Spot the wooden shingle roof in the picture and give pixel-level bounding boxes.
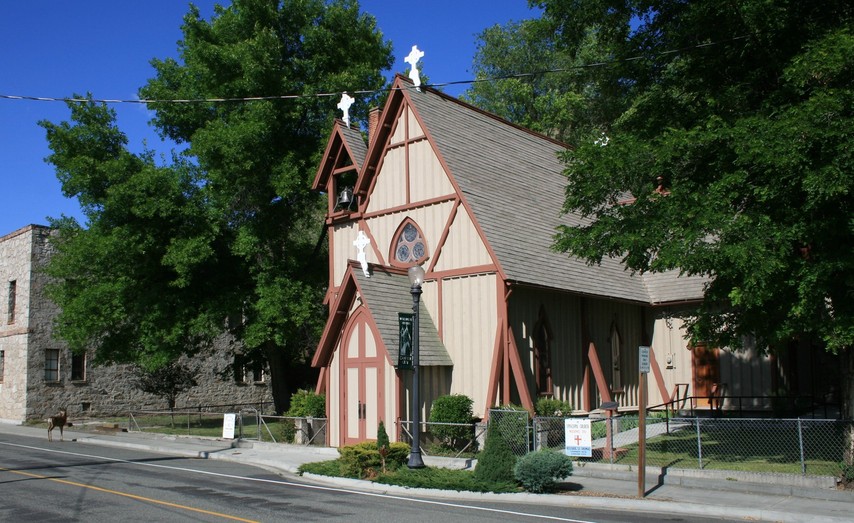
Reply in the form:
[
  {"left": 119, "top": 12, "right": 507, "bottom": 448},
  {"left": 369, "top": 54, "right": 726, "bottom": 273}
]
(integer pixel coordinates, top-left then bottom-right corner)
[
  {"left": 404, "top": 85, "right": 707, "bottom": 303},
  {"left": 352, "top": 265, "right": 452, "bottom": 366}
]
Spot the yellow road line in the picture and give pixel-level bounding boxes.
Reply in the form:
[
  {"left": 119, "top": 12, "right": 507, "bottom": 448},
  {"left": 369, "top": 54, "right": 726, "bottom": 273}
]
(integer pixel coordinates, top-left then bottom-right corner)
[{"left": 0, "top": 466, "right": 258, "bottom": 523}]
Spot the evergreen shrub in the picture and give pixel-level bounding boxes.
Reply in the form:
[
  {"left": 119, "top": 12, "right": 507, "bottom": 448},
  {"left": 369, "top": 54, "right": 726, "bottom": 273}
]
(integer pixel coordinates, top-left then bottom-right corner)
[
  {"left": 338, "top": 441, "right": 409, "bottom": 478},
  {"left": 429, "top": 394, "right": 475, "bottom": 450},
  {"left": 473, "top": 420, "right": 518, "bottom": 484},
  {"left": 535, "top": 397, "right": 572, "bottom": 417},
  {"left": 513, "top": 449, "right": 573, "bottom": 493}
]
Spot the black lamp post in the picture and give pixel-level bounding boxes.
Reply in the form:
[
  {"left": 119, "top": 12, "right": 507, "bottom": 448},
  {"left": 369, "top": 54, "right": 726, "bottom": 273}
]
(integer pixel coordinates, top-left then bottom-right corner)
[{"left": 407, "top": 264, "right": 426, "bottom": 469}]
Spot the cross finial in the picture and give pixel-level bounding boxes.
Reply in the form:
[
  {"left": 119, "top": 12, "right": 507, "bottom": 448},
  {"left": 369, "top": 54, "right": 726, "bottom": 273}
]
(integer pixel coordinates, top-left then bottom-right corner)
[
  {"left": 404, "top": 45, "right": 425, "bottom": 90},
  {"left": 337, "top": 92, "right": 355, "bottom": 127}
]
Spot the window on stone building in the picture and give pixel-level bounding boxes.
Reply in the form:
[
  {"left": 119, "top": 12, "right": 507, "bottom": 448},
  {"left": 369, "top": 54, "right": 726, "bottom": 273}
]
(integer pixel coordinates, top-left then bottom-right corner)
[
  {"left": 71, "top": 351, "right": 86, "bottom": 381},
  {"left": 45, "top": 349, "right": 60, "bottom": 382},
  {"left": 7, "top": 280, "right": 16, "bottom": 325},
  {"left": 0, "top": 350, "right": 4, "bottom": 383},
  {"left": 251, "top": 361, "right": 264, "bottom": 383},
  {"left": 233, "top": 355, "right": 247, "bottom": 384}
]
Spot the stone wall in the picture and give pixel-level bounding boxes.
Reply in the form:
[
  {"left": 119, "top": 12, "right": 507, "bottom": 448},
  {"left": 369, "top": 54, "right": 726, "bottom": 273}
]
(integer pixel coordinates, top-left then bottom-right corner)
[{"left": 0, "top": 225, "right": 273, "bottom": 423}]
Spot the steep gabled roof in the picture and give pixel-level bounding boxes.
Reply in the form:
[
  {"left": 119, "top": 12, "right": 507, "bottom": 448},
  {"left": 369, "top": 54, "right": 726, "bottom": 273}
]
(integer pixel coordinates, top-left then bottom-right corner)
[
  {"left": 312, "top": 262, "right": 451, "bottom": 369},
  {"left": 352, "top": 76, "right": 705, "bottom": 305},
  {"left": 312, "top": 119, "right": 368, "bottom": 191}
]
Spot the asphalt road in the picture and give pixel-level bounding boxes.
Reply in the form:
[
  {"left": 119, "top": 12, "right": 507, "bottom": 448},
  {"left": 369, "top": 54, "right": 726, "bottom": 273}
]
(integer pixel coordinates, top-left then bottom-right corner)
[{"left": 0, "top": 433, "right": 738, "bottom": 522}]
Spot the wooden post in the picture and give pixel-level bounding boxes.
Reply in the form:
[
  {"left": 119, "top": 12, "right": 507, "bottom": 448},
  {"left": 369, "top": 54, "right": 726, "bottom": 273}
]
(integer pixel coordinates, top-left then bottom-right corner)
[{"left": 638, "top": 345, "right": 650, "bottom": 498}]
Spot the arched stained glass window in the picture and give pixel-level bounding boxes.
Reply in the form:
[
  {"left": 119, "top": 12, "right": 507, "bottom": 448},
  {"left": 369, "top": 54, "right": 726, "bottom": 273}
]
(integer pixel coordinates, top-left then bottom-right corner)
[{"left": 391, "top": 219, "right": 428, "bottom": 266}]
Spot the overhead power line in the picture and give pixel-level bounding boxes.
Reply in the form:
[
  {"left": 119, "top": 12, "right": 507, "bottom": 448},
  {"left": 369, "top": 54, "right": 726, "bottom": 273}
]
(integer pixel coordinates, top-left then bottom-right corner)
[{"left": 0, "top": 34, "right": 753, "bottom": 106}]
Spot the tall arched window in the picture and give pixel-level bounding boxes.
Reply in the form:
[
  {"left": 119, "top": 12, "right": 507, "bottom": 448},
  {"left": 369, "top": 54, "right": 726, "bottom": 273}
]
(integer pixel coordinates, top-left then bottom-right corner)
[
  {"left": 390, "top": 218, "right": 428, "bottom": 267},
  {"left": 533, "top": 306, "right": 553, "bottom": 396},
  {"left": 609, "top": 318, "right": 623, "bottom": 391}
]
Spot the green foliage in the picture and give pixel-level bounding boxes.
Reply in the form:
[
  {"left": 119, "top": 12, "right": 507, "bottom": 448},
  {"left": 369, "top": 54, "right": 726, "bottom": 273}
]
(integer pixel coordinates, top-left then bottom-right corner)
[
  {"left": 514, "top": 450, "right": 573, "bottom": 493},
  {"left": 286, "top": 389, "right": 326, "bottom": 418},
  {"left": 535, "top": 397, "right": 572, "bottom": 417},
  {"left": 134, "top": 362, "right": 198, "bottom": 410},
  {"left": 40, "top": 0, "right": 394, "bottom": 413},
  {"left": 375, "top": 466, "right": 518, "bottom": 493},
  {"left": 541, "top": 0, "right": 854, "bottom": 359},
  {"left": 473, "top": 420, "right": 518, "bottom": 484},
  {"left": 429, "top": 394, "right": 475, "bottom": 450},
  {"left": 377, "top": 421, "right": 390, "bottom": 451},
  {"left": 337, "top": 441, "right": 409, "bottom": 479}
]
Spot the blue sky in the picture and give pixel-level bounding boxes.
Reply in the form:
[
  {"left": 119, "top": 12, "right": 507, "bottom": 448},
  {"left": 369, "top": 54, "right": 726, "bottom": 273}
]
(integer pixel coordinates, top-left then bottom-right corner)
[{"left": 0, "top": 1, "right": 537, "bottom": 235}]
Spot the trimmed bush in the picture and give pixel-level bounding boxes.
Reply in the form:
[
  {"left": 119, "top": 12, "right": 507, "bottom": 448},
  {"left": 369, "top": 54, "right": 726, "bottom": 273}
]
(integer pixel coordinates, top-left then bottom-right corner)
[
  {"left": 430, "top": 394, "right": 475, "bottom": 450},
  {"left": 535, "top": 397, "right": 572, "bottom": 417},
  {"left": 514, "top": 450, "right": 573, "bottom": 493},
  {"left": 287, "top": 389, "right": 326, "bottom": 417},
  {"left": 339, "top": 441, "right": 409, "bottom": 478},
  {"left": 473, "top": 420, "right": 518, "bottom": 484}
]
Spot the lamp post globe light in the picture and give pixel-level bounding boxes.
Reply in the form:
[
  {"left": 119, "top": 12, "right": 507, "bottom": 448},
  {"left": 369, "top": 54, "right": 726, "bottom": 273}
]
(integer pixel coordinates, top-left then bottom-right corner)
[{"left": 407, "top": 264, "right": 426, "bottom": 469}]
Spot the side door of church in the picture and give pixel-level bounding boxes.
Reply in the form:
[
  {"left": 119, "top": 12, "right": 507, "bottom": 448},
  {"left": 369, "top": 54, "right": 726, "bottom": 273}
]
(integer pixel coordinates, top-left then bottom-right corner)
[{"left": 340, "top": 308, "right": 385, "bottom": 445}]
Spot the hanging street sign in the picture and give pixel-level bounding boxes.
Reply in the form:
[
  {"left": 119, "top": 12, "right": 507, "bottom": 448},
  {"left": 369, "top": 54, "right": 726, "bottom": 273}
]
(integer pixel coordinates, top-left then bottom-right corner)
[{"left": 398, "top": 313, "right": 414, "bottom": 370}]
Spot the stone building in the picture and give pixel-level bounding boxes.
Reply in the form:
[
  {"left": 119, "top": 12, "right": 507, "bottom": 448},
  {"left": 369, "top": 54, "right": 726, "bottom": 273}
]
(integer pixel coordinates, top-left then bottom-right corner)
[{"left": 0, "top": 224, "right": 272, "bottom": 423}]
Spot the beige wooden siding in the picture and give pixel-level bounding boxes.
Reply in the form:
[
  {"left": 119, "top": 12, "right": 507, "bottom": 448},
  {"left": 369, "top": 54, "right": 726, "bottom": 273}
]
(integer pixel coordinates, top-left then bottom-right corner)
[
  {"left": 364, "top": 201, "right": 454, "bottom": 266},
  {"left": 328, "top": 342, "right": 341, "bottom": 447},
  {"left": 582, "top": 298, "right": 647, "bottom": 410},
  {"left": 332, "top": 222, "right": 377, "bottom": 287},
  {"left": 649, "top": 316, "right": 693, "bottom": 406},
  {"left": 509, "top": 289, "right": 649, "bottom": 413},
  {"left": 407, "top": 107, "right": 423, "bottom": 139},
  {"left": 408, "top": 139, "right": 455, "bottom": 202},
  {"left": 433, "top": 204, "right": 492, "bottom": 271},
  {"left": 441, "top": 273, "right": 497, "bottom": 417},
  {"left": 382, "top": 355, "right": 399, "bottom": 442},
  {"left": 367, "top": 145, "right": 407, "bottom": 213},
  {"left": 719, "top": 343, "right": 775, "bottom": 407},
  {"left": 390, "top": 110, "right": 406, "bottom": 145},
  {"left": 509, "top": 288, "right": 583, "bottom": 411}
]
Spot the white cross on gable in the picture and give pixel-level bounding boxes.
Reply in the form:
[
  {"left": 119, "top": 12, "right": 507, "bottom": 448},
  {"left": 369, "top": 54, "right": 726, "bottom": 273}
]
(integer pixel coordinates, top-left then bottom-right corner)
[
  {"left": 353, "top": 230, "right": 371, "bottom": 278},
  {"left": 404, "top": 45, "right": 425, "bottom": 90},
  {"left": 337, "top": 92, "right": 355, "bottom": 128}
]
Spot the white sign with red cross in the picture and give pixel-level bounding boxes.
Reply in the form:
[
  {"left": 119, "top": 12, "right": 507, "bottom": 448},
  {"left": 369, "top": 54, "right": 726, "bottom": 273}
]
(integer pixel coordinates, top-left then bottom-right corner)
[{"left": 564, "top": 418, "right": 592, "bottom": 457}]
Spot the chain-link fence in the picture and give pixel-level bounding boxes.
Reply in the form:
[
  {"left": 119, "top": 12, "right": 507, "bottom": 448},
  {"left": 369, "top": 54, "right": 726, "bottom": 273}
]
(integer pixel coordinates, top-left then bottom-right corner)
[
  {"left": 397, "top": 420, "right": 484, "bottom": 458},
  {"left": 531, "top": 414, "right": 852, "bottom": 478}
]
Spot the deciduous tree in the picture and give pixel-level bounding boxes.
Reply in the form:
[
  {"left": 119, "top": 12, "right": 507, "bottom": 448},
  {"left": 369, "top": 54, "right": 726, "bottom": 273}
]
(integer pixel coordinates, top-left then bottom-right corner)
[{"left": 41, "top": 0, "right": 393, "bottom": 413}]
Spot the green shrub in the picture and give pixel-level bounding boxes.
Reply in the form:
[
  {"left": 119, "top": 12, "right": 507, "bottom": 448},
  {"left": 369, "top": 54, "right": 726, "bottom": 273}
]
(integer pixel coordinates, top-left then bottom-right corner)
[
  {"left": 514, "top": 450, "right": 573, "bottom": 493},
  {"left": 473, "top": 420, "right": 518, "bottom": 484},
  {"left": 377, "top": 421, "right": 390, "bottom": 450},
  {"left": 535, "top": 397, "right": 572, "bottom": 417},
  {"left": 430, "top": 394, "right": 475, "bottom": 450},
  {"left": 375, "top": 466, "right": 518, "bottom": 493},
  {"left": 338, "top": 441, "right": 410, "bottom": 478},
  {"left": 287, "top": 389, "right": 326, "bottom": 417}
]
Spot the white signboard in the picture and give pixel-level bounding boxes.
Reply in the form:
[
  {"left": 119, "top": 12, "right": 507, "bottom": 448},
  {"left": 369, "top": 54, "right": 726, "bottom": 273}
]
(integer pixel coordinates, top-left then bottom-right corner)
[
  {"left": 639, "top": 345, "right": 650, "bottom": 374},
  {"left": 564, "top": 418, "right": 592, "bottom": 457},
  {"left": 222, "top": 413, "right": 237, "bottom": 439}
]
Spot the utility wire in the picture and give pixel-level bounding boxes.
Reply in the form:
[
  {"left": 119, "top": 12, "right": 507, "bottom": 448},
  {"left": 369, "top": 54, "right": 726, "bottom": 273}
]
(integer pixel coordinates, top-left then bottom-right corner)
[{"left": 0, "top": 34, "right": 753, "bottom": 106}]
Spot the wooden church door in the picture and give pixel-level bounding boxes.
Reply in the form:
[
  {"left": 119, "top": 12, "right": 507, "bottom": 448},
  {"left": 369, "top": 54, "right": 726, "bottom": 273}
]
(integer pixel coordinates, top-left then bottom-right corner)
[
  {"left": 692, "top": 343, "right": 720, "bottom": 407},
  {"left": 341, "top": 308, "right": 385, "bottom": 444}
]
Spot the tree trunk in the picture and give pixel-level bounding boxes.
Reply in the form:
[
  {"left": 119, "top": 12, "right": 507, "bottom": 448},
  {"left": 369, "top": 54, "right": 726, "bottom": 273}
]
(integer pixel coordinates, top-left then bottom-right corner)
[
  {"left": 843, "top": 348, "right": 854, "bottom": 465},
  {"left": 264, "top": 343, "right": 291, "bottom": 415}
]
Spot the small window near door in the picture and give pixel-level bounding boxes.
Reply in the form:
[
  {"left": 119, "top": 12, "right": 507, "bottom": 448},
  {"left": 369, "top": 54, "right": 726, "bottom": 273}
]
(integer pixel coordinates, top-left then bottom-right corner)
[
  {"left": 45, "top": 349, "right": 60, "bottom": 382},
  {"left": 0, "top": 350, "right": 5, "bottom": 383},
  {"left": 71, "top": 351, "right": 86, "bottom": 381}
]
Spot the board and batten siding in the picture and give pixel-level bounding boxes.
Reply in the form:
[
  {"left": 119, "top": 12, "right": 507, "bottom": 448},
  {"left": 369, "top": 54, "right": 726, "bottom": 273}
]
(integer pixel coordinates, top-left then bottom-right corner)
[{"left": 440, "top": 273, "right": 497, "bottom": 417}]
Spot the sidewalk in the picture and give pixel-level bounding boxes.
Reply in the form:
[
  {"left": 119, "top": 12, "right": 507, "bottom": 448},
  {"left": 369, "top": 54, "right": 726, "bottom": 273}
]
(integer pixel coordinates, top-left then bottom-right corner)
[{"left": 2, "top": 422, "right": 851, "bottom": 522}]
